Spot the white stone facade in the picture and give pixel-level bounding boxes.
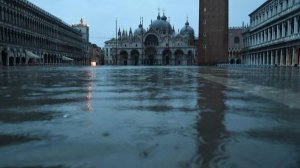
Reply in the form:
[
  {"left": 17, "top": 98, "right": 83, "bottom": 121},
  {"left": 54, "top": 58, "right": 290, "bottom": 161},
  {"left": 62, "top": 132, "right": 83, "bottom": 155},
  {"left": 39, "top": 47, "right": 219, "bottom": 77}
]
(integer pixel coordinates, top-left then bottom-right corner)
[
  {"left": 104, "top": 13, "right": 196, "bottom": 66},
  {"left": 242, "top": 0, "right": 300, "bottom": 66}
]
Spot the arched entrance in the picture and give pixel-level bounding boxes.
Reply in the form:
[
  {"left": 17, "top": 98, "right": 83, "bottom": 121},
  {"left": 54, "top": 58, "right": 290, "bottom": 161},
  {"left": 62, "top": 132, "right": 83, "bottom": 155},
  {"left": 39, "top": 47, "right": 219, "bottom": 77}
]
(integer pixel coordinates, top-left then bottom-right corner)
[
  {"left": 16, "top": 56, "right": 21, "bottom": 65},
  {"left": 9, "top": 56, "right": 14, "bottom": 66},
  {"left": 162, "top": 49, "right": 171, "bottom": 65},
  {"left": 236, "top": 59, "right": 241, "bottom": 64},
  {"left": 120, "top": 50, "right": 129, "bottom": 65},
  {"left": 1, "top": 50, "right": 8, "bottom": 66},
  {"left": 21, "top": 57, "right": 26, "bottom": 64},
  {"left": 175, "top": 50, "right": 184, "bottom": 65},
  {"left": 131, "top": 50, "right": 140, "bottom": 65},
  {"left": 145, "top": 47, "right": 157, "bottom": 65},
  {"left": 187, "top": 50, "right": 193, "bottom": 65},
  {"left": 230, "top": 59, "right": 235, "bottom": 64}
]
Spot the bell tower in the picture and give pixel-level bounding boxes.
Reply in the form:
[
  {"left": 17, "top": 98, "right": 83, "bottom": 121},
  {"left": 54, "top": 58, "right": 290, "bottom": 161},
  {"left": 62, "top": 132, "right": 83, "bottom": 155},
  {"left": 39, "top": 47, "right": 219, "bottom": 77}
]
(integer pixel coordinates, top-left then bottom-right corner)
[{"left": 198, "top": 0, "right": 228, "bottom": 65}]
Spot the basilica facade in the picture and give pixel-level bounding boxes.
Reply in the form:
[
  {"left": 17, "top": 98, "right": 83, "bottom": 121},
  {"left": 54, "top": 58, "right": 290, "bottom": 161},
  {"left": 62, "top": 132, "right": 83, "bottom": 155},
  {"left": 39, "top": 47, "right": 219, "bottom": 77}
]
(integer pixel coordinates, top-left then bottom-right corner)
[{"left": 104, "top": 12, "right": 196, "bottom": 66}]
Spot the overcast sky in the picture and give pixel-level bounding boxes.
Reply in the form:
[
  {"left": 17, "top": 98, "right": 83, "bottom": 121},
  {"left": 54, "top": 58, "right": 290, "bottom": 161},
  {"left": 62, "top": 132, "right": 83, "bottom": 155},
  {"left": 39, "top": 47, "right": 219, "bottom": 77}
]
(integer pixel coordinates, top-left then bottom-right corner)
[{"left": 29, "top": 0, "right": 265, "bottom": 47}]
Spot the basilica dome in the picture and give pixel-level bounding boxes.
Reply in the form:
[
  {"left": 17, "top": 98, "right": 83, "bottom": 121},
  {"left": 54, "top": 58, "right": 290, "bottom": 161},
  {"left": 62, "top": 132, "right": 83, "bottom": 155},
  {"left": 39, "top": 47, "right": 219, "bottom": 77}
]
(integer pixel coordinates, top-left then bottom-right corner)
[
  {"left": 150, "top": 13, "right": 173, "bottom": 34},
  {"left": 134, "top": 23, "right": 146, "bottom": 36},
  {"left": 180, "top": 21, "right": 195, "bottom": 37}
]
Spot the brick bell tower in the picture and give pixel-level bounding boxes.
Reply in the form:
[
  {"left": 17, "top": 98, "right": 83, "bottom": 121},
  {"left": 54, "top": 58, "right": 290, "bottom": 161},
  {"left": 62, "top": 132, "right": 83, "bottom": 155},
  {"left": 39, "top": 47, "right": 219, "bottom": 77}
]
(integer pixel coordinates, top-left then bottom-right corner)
[{"left": 198, "top": 0, "right": 228, "bottom": 65}]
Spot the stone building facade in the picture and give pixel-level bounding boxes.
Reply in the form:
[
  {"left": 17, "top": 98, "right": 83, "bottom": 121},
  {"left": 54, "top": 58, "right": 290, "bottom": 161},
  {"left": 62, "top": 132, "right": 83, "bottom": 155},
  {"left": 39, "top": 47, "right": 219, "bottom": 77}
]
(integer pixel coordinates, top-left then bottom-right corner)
[
  {"left": 199, "top": 0, "right": 228, "bottom": 65},
  {"left": 228, "top": 27, "right": 245, "bottom": 64},
  {"left": 0, "top": 0, "right": 86, "bottom": 66},
  {"left": 72, "top": 18, "right": 91, "bottom": 65},
  {"left": 242, "top": 0, "right": 300, "bottom": 67},
  {"left": 104, "top": 12, "right": 196, "bottom": 66}
]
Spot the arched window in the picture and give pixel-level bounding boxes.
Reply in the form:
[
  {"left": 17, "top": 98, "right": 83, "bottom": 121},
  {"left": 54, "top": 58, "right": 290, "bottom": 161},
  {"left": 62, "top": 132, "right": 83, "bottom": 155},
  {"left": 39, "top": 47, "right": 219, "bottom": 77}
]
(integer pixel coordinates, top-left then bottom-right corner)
[
  {"left": 145, "top": 34, "right": 159, "bottom": 46},
  {"left": 234, "top": 36, "right": 240, "bottom": 44}
]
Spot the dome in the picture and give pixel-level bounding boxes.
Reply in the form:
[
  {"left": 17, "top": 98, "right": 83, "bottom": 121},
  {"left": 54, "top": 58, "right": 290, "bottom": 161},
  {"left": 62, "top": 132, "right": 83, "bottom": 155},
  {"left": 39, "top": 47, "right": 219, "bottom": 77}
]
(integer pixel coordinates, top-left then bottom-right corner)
[
  {"left": 134, "top": 23, "right": 146, "bottom": 36},
  {"left": 150, "top": 13, "right": 172, "bottom": 34},
  {"left": 180, "top": 21, "right": 195, "bottom": 37}
]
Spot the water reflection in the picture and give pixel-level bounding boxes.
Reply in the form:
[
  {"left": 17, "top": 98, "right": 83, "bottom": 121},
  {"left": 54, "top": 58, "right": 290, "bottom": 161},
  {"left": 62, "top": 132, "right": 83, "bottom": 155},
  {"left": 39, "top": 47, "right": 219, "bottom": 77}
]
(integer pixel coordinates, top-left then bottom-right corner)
[
  {"left": 86, "top": 70, "right": 96, "bottom": 112},
  {"left": 0, "top": 134, "right": 41, "bottom": 147},
  {"left": 193, "top": 69, "right": 228, "bottom": 167}
]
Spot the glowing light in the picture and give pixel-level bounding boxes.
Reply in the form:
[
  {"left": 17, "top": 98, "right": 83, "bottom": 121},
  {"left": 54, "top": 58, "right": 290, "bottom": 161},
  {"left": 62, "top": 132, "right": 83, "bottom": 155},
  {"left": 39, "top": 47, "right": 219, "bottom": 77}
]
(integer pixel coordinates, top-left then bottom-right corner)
[{"left": 91, "top": 61, "right": 97, "bottom": 67}]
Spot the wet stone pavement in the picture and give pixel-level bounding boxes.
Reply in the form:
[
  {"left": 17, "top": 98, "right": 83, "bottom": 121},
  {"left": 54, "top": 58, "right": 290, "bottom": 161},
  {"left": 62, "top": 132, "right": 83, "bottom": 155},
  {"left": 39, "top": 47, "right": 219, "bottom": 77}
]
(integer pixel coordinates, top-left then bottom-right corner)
[{"left": 0, "top": 66, "right": 299, "bottom": 168}]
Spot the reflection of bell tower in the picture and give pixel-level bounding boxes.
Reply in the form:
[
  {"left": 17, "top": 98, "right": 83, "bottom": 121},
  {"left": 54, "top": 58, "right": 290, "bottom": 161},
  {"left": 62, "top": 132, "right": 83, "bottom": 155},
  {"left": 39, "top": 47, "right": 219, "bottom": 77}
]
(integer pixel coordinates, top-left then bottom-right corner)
[
  {"left": 199, "top": 0, "right": 228, "bottom": 65},
  {"left": 194, "top": 69, "right": 228, "bottom": 166}
]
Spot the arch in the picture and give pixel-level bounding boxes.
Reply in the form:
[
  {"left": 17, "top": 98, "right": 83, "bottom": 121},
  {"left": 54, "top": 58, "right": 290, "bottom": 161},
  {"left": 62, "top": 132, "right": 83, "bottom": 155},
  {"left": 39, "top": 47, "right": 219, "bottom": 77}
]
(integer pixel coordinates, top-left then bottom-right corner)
[
  {"left": 130, "top": 50, "right": 140, "bottom": 65},
  {"left": 236, "top": 59, "right": 241, "bottom": 64},
  {"left": 145, "top": 34, "right": 159, "bottom": 46},
  {"left": 162, "top": 49, "right": 172, "bottom": 65},
  {"left": 145, "top": 47, "right": 157, "bottom": 65},
  {"left": 16, "top": 52, "right": 21, "bottom": 65},
  {"left": 187, "top": 50, "right": 194, "bottom": 65},
  {"left": 234, "top": 36, "right": 240, "bottom": 44},
  {"left": 1, "top": 50, "right": 8, "bottom": 66},
  {"left": 174, "top": 49, "right": 184, "bottom": 65},
  {"left": 120, "top": 50, "right": 129, "bottom": 65},
  {"left": 230, "top": 59, "right": 235, "bottom": 64},
  {"left": 8, "top": 50, "right": 14, "bottom": 66}
]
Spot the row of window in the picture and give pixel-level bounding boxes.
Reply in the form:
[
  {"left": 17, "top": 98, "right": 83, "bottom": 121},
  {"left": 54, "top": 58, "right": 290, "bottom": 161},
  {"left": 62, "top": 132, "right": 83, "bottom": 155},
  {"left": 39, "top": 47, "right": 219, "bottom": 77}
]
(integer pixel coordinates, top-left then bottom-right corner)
[
  {"left": 0, "top": 26, "right": 82, "bottom": 54},
  {"left": 251, "top": 0, "right": 300, "bottom": 27},
  {"left": 0, "top": 2, "right": 82, "bottom": 47},
  {"left": 245, "top": 16, "right": 300, "bottom": 47}
]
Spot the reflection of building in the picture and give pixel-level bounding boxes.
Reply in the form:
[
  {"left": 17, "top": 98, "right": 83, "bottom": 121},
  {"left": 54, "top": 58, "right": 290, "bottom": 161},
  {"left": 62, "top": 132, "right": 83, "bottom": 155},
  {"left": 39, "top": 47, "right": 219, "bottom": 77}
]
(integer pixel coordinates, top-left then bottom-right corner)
[
  {"left": 194, "top": 69, "right": 228, "bottom": 167},
  {"left": 242, "top": 0, "right": 300, "bottom": 66},
  {"left": 228, "top": 27, "right": 245, "bottom": 64},
  {"left": 0, "top": 0, "right": 84, "bottom": 66},
  {"left": 104, "top": 12, "right": 196, "bottom": 66},
  {"left": 199, "top": 0, "right": 229, "bottom": 65}
]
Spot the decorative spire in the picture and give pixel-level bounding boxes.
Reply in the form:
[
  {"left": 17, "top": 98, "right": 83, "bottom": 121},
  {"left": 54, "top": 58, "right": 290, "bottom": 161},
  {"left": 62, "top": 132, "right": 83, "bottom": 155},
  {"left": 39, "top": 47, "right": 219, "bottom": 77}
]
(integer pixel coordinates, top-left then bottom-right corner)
[
  {"left": 80, "top": 18, "right": 84, "bottom": 24},
  {"left": 185, "top": 16, "right": 190, "bottom": 26},
  {"left": 118, "top": 28, "right": 121, "bottom": 37},
  {"left": 161, "top": 9, "right": 167, "bottom": 21},
  {"left": 129, "top": 27, "right": 133, "bottom": 36},
  {"left": 157, "top": 8, "right": 161, "bottom": 20}
]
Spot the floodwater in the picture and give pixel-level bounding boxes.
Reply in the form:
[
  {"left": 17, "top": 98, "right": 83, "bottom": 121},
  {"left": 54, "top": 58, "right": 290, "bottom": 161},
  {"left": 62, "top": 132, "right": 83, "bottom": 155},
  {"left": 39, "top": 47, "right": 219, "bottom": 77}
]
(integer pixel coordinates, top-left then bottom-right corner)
[{"left": 0, "top": 66, "right": 299, "bottom": 168}]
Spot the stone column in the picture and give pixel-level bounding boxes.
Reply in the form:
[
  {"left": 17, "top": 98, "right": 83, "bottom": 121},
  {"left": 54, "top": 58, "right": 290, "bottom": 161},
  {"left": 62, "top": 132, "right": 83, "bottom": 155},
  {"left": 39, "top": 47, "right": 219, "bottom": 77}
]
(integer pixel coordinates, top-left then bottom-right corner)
[
  {"left": 288, "top": 19, "right": 291, "bottom": 36},
  {"left": 292, "top": 47, "right": 296, "bottom": 66},
  {"left": 271, "top": 50, "right": 274, "bottom": 65},
  {"left": 280, "top": 49, "right": 284, "bottom": 66},
  {"left": 282, "top": 22, "right": 286, "bottom": 37},
  {"left": 272, "top": 27, "right": 275, "bottom": 40},
  {"left": 286, "top": 48, "right": 290, "bottom": 66},
  {"left": 261, "top": 52, "right": 266, "bottom": 65},
  {"left": 275, "top": 50, "right": 279, "bottom": 65},
  {"left": 294, "top": 16, "right": 299, "bottom": 35},
  {"left": 267, "top": 51, "right": 270, "bottom": 65},
  {"left": 277, "top": 24, "right": 280, "bottom": 38}
]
